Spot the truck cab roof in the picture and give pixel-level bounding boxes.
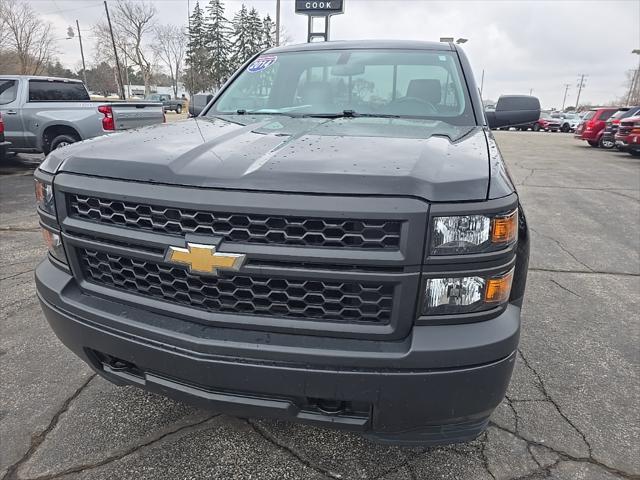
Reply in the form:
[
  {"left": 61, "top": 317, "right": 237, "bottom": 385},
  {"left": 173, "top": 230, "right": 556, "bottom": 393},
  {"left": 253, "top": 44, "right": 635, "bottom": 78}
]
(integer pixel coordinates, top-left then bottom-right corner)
[{"left": 266, "top": 39, "right": 455, "bottom": 54}]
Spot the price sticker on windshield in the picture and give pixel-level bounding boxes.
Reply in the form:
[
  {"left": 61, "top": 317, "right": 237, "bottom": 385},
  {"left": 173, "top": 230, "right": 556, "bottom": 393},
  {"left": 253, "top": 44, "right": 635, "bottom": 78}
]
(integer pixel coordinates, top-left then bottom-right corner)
[{"left": 248, "top": 56, "right": 278, "bottom": 73}]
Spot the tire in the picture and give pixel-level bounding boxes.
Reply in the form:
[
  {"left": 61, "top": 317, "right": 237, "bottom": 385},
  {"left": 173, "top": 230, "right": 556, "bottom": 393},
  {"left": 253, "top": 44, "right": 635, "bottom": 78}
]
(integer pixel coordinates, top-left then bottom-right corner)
[
  {"left": 629, "top": 150, "right": 640, "bottom": 157},
  {"left": 533, "top": 124, "right": 541, "bottom": 132},
  {"left": 588, "top": 140, "right": 599, "bottom": 147},
  {"left": 561, "top": 124, "right": 570, "bottom": 133},
  {"left": 176, "top": 105, "right": 182, "bottom": 114},
  {"left": 50, "top": 134, "right": 79, "bottom": 152},
  {"left": 599, "top": 136, "right": 614, "bottom": 149}
]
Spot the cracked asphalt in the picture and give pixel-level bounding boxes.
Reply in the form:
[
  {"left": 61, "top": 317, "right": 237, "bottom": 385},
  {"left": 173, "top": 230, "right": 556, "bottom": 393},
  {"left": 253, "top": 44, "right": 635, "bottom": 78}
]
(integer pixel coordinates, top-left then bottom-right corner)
[{"left": 1, "top": 131, "right": 638, "bottom": 479}]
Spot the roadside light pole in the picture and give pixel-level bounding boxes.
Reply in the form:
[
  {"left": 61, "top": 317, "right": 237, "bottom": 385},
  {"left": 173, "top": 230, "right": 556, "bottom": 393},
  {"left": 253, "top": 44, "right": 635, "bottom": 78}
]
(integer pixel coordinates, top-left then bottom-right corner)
[
  {"left": 76, "top": 20, "right": 88, "bottom": 88},
  {"left": 275, "top": 0, "right": 281, "bottom": 46},
  {"left": 104, "top": 0, "right": 126, "bottom": 100},
  {"left": 627, "top": 49, "right": 640, "bottom": 105},
  {"left": 562, "top": 83, "right": 570, "bottom": 111},
  {"left": 575, "top": 74, "right": 586, "bottom": 109}
]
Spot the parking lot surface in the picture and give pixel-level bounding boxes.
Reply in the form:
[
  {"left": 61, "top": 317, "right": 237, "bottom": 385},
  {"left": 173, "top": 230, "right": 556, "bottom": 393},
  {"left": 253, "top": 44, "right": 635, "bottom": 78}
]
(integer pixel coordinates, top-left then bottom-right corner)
[{"left": 1, "top": 131, "right": 638, "bottom": 480}]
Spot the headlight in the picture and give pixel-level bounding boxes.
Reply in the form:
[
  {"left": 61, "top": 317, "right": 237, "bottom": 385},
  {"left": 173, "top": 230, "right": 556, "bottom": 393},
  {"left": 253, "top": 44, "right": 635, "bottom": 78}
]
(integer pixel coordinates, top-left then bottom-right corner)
[
  {"left": 423, "top": 269, "right": 514, "bottom": 315},
  {"left": 431, "top": 210, "right": 518, "bottom": 255},
  {"left": 35, "top": 179, "right": 55, "bottom": 215}
]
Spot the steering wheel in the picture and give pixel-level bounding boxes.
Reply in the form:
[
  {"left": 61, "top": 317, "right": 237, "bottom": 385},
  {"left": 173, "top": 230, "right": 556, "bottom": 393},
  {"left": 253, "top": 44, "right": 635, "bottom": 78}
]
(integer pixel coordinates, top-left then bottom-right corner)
[{"left": 387, "top": 96, "right": 438, "bottom": 115}]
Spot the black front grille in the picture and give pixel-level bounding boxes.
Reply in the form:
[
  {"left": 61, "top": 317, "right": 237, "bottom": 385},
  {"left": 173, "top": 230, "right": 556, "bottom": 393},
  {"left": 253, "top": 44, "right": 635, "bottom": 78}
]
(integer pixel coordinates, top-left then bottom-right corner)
[
  {"left": 618, "top": 123, "right": 633, "bottom": 136},
  {"left": 68, "top": 194, "right": 402, "bottom": 249},
  {"left": 79, "top": 248, "right": 394, "bottom": 324}
]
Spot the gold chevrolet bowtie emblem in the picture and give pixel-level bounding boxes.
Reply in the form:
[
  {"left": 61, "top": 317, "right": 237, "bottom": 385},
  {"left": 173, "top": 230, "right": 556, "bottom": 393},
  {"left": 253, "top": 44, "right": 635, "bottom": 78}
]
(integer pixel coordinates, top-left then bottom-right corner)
[{"left": 165, "top": 242, "right": 246, "bottom": 275}]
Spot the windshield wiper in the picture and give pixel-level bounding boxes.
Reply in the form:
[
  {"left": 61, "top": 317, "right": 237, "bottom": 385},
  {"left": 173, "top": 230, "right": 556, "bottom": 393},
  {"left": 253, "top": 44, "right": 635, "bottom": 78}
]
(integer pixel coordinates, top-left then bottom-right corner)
[
  {"left": 302, "top": 110, "right": 401, "bottom": 119},
  {"left": 234, "top": 109, "right": 298, "bottom": 116}
]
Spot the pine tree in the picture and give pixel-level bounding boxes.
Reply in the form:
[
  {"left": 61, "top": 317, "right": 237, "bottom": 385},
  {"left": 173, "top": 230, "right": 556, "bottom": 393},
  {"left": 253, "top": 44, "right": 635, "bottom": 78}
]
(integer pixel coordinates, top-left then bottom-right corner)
[
  {"left": 204, "top": 0, "right": 232, "bottom": 89},
  {"left": 262, "top": 14, "right": 276, "bottom": 50},
  {"left": 230, "top": 5, "right": 252, "bottom": 70},
  {"left": 184, "top": 1, "right": 212, "bottom": 93},
  {"left": 246, "top": 8, "right": 264, "bottom": 57}
]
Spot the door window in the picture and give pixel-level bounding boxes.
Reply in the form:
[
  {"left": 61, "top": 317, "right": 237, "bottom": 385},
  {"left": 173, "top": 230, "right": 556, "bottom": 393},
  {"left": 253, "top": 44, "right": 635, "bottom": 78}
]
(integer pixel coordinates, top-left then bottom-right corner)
[{"left": 0, "top": 80, "right": 18, "bottom": 105}]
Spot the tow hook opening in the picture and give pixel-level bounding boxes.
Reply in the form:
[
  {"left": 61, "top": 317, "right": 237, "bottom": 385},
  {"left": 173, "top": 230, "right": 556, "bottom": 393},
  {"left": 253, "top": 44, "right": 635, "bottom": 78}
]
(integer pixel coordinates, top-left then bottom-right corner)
[{"left": 90, "top": 349, "right": 144, "bottom": 379}]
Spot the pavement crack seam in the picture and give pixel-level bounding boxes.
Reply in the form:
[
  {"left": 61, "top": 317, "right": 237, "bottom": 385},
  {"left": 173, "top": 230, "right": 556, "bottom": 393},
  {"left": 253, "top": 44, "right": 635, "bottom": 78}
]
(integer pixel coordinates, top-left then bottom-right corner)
[
  {"left": 517, "top": 168, "right": 536, "bottom": 186},
  {"left": 529, "top": 267, "right": 639, "bottom": 277},
  {"left": 0, "top": 226, "right": 41, "bottom": 232},
  {"left": 479, "top": 432, "right": 497, "bottom": 480},
  {"left": 504, "top": 394, "right": 519, "bottom": 433},
  {"left": 516, "top": 349, "right": 593, "bottom": 457},
  {"left": 0, "top": 268, "right": 34, "bottom": 281},
  {"left": 548, "top": 279, "right": 582, "bottom": 298},
  {"left": 489, "top": 423, "right": 637, "bottom": 480},
  {"left": 246, "top": 419, "right": 343, "bottom": 479},
  {"left": 370, "top": 448, "right": 428, "bottom": 480},
  {"left": 1, "top": 373, "right": 97, "bottom": 480},
  {"left": 529, "top": 227, "right": 594, "bottom": 272},
  {"left": 19, "top": 415, "right": 219, "bottom": 480}
]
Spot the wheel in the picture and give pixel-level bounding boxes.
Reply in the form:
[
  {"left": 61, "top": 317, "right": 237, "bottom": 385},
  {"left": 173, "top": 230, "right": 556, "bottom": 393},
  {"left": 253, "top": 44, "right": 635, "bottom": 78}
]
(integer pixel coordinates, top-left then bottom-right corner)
[
  {"left": 50, "top": 134, "right": 79, "bottom": 152},
  {"left": 599, "top": 136, "right": 614, "bottom": 149},
  {"left": 588, "top": 140, "right": 599, "bottom": 147},
  {"left": 176, "top": 105, "right": 182, "bottom": 114},
  {"left": 533, "top": 124, "right": 541, "bottom": 132},
  {"left": 561, "top": 123, "right": 570, "bottom": 133}
]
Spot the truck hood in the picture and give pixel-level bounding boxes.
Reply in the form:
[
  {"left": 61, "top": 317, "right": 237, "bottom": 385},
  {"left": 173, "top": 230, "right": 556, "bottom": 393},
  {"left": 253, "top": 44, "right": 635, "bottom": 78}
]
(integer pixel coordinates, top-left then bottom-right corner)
[{"left": 46, "top": 115, "right": 492, "bottom": 202}]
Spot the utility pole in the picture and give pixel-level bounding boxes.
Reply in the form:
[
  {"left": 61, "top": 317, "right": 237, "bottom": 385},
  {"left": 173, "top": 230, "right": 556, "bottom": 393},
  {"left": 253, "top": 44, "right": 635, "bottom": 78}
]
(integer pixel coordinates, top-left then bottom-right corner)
[
  {"left": 561, "top": 83, "right": 570, "bottom": 111},
  {"left": 575, "top": 74, "right": 586, "bottom": 109},
  {"left": 275, "top": 0, "right": 281, "bottom": 46},
  {"left": 104, "top": 0, "right": 125, "bottom": 99},
  {"left": 76, "top": 20, "right": 88, "bottom": 87},
  {"left": 529, "top": 88, "right": 533, "bottom": 96},
  {"left": 627, "top": 49, "right": 640, "bottom": 105},
  {"left": 479, "top": 69, "right": 485, "bottom": 98}
]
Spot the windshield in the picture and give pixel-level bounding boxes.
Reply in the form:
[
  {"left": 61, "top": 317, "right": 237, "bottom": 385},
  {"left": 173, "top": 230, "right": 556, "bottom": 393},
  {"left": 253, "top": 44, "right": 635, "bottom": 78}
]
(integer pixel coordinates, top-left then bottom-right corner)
[
  {"left": 146, "top": 94, "right": 161, "bottom": 100},
  {"left": 210, "top": 49, "right": 475, "bottom": 125}
]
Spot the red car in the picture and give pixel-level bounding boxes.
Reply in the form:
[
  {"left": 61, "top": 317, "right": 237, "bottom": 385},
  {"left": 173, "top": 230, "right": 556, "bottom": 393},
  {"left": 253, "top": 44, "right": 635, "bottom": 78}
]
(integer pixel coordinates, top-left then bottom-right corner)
[
  {"left": 574, "top": 108, "right": 618, "bottom": 147},
  {"left": 615, "top": 116, "right": 640, "bottom": 156},
  {"left": 0, "top": 112, "right": 11, "bottom": 160}
]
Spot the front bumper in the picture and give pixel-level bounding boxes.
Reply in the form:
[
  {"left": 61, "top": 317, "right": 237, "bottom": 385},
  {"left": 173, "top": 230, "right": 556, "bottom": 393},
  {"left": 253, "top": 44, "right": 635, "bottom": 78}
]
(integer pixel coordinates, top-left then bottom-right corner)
[{"left": 36, "top": 258, "right": 519, "bottom": 445}]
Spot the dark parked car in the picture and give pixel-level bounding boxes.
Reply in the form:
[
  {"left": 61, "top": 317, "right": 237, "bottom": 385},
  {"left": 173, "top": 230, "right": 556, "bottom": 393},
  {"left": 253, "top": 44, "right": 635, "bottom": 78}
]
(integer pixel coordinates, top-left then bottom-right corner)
[
  {"left": 600, "top": 106, "right": 640, "bottom": 149},
  {"left": 34, "top": 40, "right": 538, "bottom": 446},
  {"left": 574, "top": 107, "right": 618, "bottom": 147}
]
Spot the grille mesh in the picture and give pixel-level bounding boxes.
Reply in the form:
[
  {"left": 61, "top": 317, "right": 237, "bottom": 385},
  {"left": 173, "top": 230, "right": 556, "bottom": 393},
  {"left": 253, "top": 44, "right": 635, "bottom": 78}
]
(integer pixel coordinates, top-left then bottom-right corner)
[
  {"left": 68, "top": 194, "right": 402, "bottom": 249},
  {"left": 79, "top": 249, "right": 394, "bottom": 324}
]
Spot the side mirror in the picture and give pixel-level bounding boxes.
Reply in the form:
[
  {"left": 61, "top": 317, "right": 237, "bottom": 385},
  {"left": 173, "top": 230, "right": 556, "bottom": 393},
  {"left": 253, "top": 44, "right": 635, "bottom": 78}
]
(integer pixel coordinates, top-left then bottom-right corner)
[
  {"left": 486, "top": 95, "right": 541, "bottom": 129},
  {"left": 189, "top": 94, "right": 214, "bottom": 117}
]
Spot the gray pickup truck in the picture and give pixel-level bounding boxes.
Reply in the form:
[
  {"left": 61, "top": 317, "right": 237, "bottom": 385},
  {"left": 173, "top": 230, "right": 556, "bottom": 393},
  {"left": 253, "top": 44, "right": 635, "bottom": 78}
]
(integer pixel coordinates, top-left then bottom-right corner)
[
  {"left": 144, "top": 93, "right": 186, "bottom": 114},
  {"left": 0, "top": 76, "right": 164, "bottom": 156},
  {"left": 34, "top": 40, "right": 539, "bottom": 446}
]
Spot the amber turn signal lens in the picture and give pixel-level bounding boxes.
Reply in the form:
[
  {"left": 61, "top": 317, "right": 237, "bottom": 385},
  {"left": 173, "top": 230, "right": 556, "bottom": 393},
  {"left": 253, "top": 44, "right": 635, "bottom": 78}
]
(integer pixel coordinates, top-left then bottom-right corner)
[
  {"left": 491, "top": 210, "right": 518, "bottom": 245},
  {"left": 35, "top": 180, "right": 46, "bottom": 203},
  {"left": 484, "top": 269, "right": 514, "bottom": 304}
]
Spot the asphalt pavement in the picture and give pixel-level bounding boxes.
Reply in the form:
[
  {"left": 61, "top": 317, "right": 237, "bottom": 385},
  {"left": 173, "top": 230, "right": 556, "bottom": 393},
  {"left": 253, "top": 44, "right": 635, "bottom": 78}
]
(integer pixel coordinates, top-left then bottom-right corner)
[{"left": 1, "top": 131, "right": 638, "bottom": 480}]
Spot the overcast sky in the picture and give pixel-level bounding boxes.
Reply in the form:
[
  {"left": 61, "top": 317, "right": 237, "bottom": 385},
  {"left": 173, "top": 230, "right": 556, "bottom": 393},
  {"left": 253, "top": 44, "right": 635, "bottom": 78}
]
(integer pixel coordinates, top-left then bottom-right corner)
[{"left": 31, "top": 0, "right": 640, "bottom": 108}]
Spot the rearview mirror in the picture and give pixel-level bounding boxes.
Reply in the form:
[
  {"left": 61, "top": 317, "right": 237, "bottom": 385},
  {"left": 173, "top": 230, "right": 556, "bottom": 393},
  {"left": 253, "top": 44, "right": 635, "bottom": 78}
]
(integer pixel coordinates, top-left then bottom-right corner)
[
  {"left": 331, "top": 64, "right": 365, "bottom": 77},
  {"left": 485, "top": 95, "right": 540, "bottom": 129}
]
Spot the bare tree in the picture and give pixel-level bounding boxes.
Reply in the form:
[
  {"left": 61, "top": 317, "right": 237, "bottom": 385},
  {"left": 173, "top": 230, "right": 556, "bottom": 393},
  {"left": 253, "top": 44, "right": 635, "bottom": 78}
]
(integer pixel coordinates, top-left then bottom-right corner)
[
  {"left": 94, "top": 0, "right": 156, "bottom": 95},
  {"left": 0, "top": 0, "right": 10, "bottom": 46},
  {"left": 0, "top": 0, "right": 57, "bottom": 74},
  {"left": 154, "top": 24, "right": 186, "bottom": 98}
]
